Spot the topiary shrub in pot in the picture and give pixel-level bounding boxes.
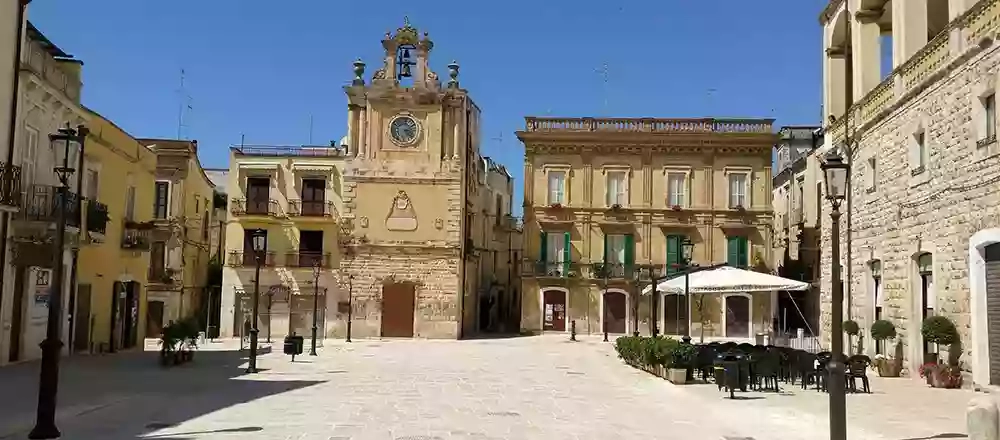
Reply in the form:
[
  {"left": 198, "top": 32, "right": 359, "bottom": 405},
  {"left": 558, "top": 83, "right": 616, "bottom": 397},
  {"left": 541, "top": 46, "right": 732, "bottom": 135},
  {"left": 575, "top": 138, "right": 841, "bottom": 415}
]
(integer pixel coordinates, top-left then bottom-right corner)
[
  {"left": 667, "top": 343, "right": 697, "bottom": 385},
  {"left": 870, "top": 320, "right": 900, "bottom": 377},
  {"left": 843, "top": 320, "right": 860, "bottom": 354},
  {"left": 921, "top": 315, "right": 959, "bottom": 364},
  {"left": 918, "top": 316, "right": 963, "bottom": 389}
]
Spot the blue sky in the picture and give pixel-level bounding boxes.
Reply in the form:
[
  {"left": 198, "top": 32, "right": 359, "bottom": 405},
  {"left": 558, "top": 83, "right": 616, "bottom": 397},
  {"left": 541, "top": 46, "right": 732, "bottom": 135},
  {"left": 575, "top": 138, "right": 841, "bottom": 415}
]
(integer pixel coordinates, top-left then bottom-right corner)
[{"left": 28, "top": 0, "right": 829, "bottom": 210}]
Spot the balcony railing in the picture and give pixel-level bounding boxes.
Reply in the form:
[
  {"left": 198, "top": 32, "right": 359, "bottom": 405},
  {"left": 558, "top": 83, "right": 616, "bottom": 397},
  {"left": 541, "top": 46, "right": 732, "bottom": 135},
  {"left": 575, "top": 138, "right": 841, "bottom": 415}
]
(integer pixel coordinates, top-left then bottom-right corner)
[
  {"left": 227, "top": 250, "right": 277, "bottom": 267},
  {"left": 232, "top": 145, "right": 347, "bottom": 157},
  {"left": 230, "top": 198, "right": 280, "bottom": 217},
  {"left": 591, "top": 262, "right": 638, "bottom": 280},
  {"left": 0, "top": 162, "right": 21, "bottom": 209},
  {"left": 148, "top": 268, "right": 177, "bottom": 285},
  {"left": 85, "top": 199, "right": 109, "bottom": 235},
  {"left": 121, "top": 220, "right": 152, "bottom": 250},
  {"left": 522, "top": 261, "right": 582, "bottom": 278},
  {"left": 288, "top": 200, "right": 336, "bottom": 217},
  {"left": 523, "top": 117, "right": 773, "bottom": 134},
  {"left": 285, "top": 252, "right": 332, "bottom": 268},
  {"left": 20, "top": 184, "right": 81, "bottom": 228}
]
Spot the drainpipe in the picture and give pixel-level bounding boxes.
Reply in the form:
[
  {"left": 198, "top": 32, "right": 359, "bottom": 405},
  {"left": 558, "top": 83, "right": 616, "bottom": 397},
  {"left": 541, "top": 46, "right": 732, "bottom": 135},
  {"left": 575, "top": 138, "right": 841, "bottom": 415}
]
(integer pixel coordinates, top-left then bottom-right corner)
[{"left": 0, "top": 1, "right": 30, "bottom": 350}]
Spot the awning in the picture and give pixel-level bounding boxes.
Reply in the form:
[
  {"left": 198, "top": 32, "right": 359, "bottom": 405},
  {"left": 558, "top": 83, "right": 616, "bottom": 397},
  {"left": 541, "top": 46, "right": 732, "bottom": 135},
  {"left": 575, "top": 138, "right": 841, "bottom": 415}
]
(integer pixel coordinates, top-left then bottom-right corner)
[
  {"left": 642, "top": 266, "right": 809, "bottom": 295},
  {"left": 291, "top": 163, "right": 335, "bottom": 172},
  {"left": 238, "top": 162, "right": 279, "bottom": 171}
]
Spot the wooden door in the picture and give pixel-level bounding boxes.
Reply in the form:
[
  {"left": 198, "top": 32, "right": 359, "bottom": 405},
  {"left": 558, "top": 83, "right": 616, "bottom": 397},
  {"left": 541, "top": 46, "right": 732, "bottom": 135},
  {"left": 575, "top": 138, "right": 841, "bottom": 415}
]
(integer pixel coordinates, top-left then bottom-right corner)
[
  {"left": 542, "top": 290, "right": 566, "bottom": 331},
  {"left": 73, "top": 285, "right": 92, "bottom": 352},
  {"left": 381, "top": 283, "right": 415, "bottom": 338},
  {"left": 663, "top": 294, "right": 688, "bottom": 336},
  {"left": 604, "top": 292, "right": 627, "bottom": 334}
]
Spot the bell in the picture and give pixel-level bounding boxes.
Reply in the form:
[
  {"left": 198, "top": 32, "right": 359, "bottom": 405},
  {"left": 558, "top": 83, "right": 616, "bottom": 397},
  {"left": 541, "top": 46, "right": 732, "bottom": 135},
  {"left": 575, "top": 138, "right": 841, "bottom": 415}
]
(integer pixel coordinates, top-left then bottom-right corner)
[
  {"left": 400, "top": 63, "right": 411, "bottom": 77},
  {"left": 402, "top": 48, "right": 410, "bottom": 59}
]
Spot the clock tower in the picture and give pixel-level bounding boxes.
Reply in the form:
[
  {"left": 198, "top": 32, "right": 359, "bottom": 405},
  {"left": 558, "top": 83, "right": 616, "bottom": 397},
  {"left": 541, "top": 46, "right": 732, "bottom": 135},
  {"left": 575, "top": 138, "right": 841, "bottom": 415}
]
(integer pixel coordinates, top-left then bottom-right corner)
[{"left": 339, "top": 18, "right": 480, "bottom": 339}]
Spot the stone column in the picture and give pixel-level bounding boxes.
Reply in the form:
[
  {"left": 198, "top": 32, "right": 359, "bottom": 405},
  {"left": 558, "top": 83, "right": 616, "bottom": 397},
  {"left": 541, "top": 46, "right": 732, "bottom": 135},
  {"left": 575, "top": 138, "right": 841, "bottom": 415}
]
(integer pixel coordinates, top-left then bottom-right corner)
[
  {"left": 347, "top": 105, "right": 361, "bottom": 157},
  {"left": 854, "top": 10, "right": 884, "bottom": 97},
  {"left": 892, "top": 0, "right": 928, "bottom": 68},
  {"left": 358, "top": 107, "right": 368, "bottom": 158}
]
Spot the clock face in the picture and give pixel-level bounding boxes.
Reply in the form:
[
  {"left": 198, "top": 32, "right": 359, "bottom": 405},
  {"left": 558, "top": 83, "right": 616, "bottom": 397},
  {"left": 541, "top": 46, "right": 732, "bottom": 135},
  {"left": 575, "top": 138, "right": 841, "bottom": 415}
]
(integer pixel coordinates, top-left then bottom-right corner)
[{"left": 389, "top": 116, "right": 419, "bottom": 146}]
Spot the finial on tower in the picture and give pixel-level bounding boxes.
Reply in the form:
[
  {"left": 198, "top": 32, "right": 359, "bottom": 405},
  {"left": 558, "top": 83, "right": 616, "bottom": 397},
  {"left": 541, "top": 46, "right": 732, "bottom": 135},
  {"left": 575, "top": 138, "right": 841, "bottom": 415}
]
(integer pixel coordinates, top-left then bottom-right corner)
[
  {"left": 447, "top": 61, "right": 460, "bottom": 89},
  {"left": 352, "top": 58, "right": 366, "bottom": 86}
]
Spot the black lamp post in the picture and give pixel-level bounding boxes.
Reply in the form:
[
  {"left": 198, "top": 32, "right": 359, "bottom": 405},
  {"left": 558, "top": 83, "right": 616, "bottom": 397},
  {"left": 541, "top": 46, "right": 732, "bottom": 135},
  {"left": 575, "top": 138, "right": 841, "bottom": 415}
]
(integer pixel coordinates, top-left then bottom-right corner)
[
  {"left": 247, "top": 228, "right": 267, "bottom": 374},
  {"left": 602, "top": 262, "right": 610, "bottom": 342},
  {"left": 309, "top": 257, "right": 321, "bottom": 356},
  {"left": 679, "top": 237, "right": 695, "bottom": 343},
  {"left": 821, "top": 149, "right": 850, "bottom": 440},
  {"left": 346, "top": 274, "right": 353, "bottom": 343},
  {"left": 29, "top": 125, "right": 85, "bottom": 440}
]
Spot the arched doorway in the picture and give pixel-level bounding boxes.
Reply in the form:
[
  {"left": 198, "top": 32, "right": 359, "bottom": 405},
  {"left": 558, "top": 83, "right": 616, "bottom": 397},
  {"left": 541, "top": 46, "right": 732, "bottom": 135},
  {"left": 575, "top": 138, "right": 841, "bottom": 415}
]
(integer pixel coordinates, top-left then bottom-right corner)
[
  {"left": 724, "top": 294, "right": 751, "bottom": 339},
  {"left": 541, "top": 288, "right": 566, "bottom": 331},
  {"left": 603, "top": 290, "right": 627, "bottom": 334}
]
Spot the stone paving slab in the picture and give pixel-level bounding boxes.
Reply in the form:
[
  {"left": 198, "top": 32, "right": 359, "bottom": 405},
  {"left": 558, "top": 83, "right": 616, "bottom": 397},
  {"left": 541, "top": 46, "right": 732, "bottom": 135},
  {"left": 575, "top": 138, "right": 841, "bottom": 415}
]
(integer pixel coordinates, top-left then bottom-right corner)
[{"left": 0, "top": 335, "right": 969, "bottom": 440}]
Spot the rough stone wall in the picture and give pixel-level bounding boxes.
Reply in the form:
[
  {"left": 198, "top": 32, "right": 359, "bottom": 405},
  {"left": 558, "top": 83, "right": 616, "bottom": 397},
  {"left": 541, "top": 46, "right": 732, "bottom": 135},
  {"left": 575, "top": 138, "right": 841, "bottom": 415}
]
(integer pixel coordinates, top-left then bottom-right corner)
[{"left": 819, "top": 40, "right": 1000, "bottom": 375}]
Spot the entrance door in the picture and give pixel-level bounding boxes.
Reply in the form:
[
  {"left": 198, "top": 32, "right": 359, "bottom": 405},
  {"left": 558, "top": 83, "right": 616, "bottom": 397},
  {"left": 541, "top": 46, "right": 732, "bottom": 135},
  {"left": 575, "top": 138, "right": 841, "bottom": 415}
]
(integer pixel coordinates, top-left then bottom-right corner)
[
  {"left": 123, "top": 282, "right": 138, "bottom": 349},
  {"left": 724, "top": 295, "right": 751, "bottom": 338},
  {"left": 381, "top": 283, "right": 415, "bottom": 337},
  {"left": 985, "top": 243, "right": 1000, "bottom": 385},
  {"left": 604, "top": 291, "right": 627, "bottom": 334},
  {"left": 663, "top": 294, "right": 688, "bottom": 336},
  {"left": 73, "top": 284, "right": 92, "bottom": 352},
  {"left": 542, "top": 289, "right": 566, "bottom": 331},
  {"left": 147, "top": 300, "right": 165, "bottom": 338}
]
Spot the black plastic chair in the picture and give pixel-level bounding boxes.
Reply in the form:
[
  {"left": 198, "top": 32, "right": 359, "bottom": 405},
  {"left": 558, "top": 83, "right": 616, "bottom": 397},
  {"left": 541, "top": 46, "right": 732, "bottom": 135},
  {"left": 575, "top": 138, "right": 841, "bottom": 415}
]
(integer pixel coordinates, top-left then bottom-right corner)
[
  {"left": 846, "top": 354, "right": 872, "bottom": 393},
  {"left": 753, "top": 349, "right": 782, "bottom": 391},
  {"left": 695, "top": 345, "right": 717, "bottom": 381},
  {"left": 797, "top": 352, "right": 820, "bottom": 389}
]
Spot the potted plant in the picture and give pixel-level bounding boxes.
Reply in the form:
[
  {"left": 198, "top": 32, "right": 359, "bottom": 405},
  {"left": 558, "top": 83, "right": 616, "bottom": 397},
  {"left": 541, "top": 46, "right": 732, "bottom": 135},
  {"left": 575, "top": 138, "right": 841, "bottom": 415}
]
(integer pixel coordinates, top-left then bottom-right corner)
[
  {"left": 158, "top": 323, "right": 180, "bottom": 367},
  {"left": 843, "top": 320, "right": 860, "bottom": 354},
  {"left": 667, "top": 343, "right": 697, "bottom": 385},
  {"left": 609, "top": 204, "right": 623, "bottom": 212},
  {"left": 549, "top": 202, "right": 563, "bottom": 209},
  {"left": 733, "top": 205, "right": 746, "bottom": 212},
  {"left": 870, "top": 320, "right": 900, "bottom": 377},
  {"left": 670, "top": 204, "right": 682, "bottom": 212},
  {"left": 921, "top": 315, "right": 959, "bottom": 365}
]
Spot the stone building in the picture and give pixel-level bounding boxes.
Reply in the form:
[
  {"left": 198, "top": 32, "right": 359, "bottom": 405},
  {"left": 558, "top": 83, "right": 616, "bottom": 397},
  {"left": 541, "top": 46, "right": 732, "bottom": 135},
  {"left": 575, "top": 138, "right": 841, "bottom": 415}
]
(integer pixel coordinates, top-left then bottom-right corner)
[
  {"left": 136, "top": 138, "right": 220, "bottom": 336},
  {"left": 338, "top": 19, "right": 497, "bottom": 339},
  {"left": 817, "top": 0, "right": 1000, "bottom": 385},
  {"left": 517, "top": 117, "right": 776, "bottom": 340},
  {"left": 469, "top": 157, "right": 521, "bottom": 333},
  {"left": 1, "top": 21, "right": 86, "bottom": 363},
  {"left": 771, "top": 126, "right": 823, "bottom": 340}
]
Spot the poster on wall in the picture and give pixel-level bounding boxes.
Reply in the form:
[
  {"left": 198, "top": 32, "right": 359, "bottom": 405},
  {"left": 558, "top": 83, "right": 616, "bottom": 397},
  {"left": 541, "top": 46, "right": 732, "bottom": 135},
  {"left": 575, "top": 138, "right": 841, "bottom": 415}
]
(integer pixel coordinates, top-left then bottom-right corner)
[{"left": 28, "top": 266, "right": 52, "bottom": 323}]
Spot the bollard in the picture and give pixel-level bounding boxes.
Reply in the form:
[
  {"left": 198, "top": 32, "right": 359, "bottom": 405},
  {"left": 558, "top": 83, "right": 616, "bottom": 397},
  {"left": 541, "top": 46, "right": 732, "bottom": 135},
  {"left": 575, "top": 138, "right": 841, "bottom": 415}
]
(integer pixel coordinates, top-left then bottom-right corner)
[
  {"left": 968, "top": 396, "right": 999, "bottom": 440},
  {"left": 682, "top": 335, "right": 692, "bottom": 345},
  {"left": 570, "top": 320, "right": 577, "bottom": 341},
  {"left": 603, "top": 330, "right": 609, "bottom": 342}
]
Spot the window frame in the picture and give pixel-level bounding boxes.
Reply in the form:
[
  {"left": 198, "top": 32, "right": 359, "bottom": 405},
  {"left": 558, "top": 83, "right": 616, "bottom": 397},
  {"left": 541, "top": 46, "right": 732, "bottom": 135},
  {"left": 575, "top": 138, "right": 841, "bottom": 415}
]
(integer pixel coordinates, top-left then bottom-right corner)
[
  {"left": 726, "top": 170, "right": 750, "bottom": 209},
  {"left": 545, "top": 169, "right": 567, "bottom": 206},
  {"left": 666, "top": 171, "right": 688, "bottom": 207},
  {"left": 153, "top": 180, "right": 171, "bottom": 219},
  {"left": 605, "top": 170, "right": 628, "bottom": 207}
]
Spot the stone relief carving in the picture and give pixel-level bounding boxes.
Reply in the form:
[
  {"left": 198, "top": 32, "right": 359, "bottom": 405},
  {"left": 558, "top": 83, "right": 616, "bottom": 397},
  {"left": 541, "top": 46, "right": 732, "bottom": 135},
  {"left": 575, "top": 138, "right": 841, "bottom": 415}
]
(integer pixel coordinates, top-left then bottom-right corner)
[
  {"left": 360, "top": 217, "right": 369, "bottom": 228},
  {"left": 385, "top": 191, "right": 417, "bottom": 231},
  {"left": 434, "top": 218, "right": 444, "bottom": 229}
]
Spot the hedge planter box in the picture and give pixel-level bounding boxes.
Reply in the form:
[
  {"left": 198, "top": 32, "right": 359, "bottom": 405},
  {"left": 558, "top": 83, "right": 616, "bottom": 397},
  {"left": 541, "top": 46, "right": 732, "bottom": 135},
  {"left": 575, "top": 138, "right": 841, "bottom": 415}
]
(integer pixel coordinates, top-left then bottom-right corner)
[{"left": 667, "top": 368, "right": 688, "bottom": 384}]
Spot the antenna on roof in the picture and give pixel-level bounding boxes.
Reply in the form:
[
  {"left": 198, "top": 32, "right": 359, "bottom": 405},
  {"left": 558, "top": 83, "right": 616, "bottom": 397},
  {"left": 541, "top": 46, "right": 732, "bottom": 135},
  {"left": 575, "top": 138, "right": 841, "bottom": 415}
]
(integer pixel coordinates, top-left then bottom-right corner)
[
  {"left": 308, "top": 115, "right": 314, "bottom": 144},
  {"left": 595, "top": 62, "right": 609, "bottom": 116},
  {"left": 176, "top": 68, "right": 193, "bottom": 140},
  {"left": 240, "top": 133, "right": 245, "bottom": 148}
]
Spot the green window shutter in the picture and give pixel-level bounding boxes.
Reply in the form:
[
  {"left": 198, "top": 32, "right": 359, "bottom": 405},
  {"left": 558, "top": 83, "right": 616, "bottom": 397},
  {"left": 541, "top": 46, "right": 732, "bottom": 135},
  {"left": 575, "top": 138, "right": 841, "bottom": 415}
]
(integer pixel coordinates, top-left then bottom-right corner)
[
  {"left": 624, "top": 234, "right": 635, "bottom": 270},
  {"left": 738, "top": 237, "right": 749, "bottom": 268},
  {"left": 562, "top": 232, "right": 571, "bottom": 273},
  {"left": 666, "top": 235, "right": 680, "bottom": 275},
  {"left": 727, "top": 236, "right": 739, "bottom": 267},
  {"left": 540, "top": 232, "right": 548, "bottom": 262}
]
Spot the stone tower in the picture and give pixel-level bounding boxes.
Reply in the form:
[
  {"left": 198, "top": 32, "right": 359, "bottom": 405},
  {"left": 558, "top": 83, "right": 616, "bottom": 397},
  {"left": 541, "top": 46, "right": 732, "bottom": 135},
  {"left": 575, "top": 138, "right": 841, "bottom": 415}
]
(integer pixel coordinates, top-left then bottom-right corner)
[{"left": 339, "top": 18, "right": 479, "bottom": 339}]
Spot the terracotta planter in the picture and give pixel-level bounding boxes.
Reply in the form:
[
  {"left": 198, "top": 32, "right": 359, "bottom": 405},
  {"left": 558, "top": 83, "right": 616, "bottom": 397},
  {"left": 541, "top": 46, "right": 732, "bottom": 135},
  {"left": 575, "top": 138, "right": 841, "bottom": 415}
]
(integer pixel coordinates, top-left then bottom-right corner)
[
  {"left": 877, "top": 361, "right": 901, "bottom": 377},
  {"left": 667, "top": 368, "right": 688, "bottom": 384},
  {"left": 930, "top": 368, "right": 964, "bottom": 389}
]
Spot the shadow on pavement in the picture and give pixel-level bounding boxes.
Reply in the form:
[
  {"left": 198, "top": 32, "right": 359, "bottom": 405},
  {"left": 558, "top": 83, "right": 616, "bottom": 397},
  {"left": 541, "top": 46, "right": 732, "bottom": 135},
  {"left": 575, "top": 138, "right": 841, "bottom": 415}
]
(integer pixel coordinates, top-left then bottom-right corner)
[{"left": 0, "top": 349, "right": 324, "bottom": 440}]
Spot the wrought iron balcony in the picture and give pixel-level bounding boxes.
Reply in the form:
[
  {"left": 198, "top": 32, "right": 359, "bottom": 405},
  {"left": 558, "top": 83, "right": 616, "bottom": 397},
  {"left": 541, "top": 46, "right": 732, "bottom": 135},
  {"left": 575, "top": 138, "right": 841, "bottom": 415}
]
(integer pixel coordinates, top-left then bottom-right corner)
[
  {"left": 590, "top": 262, "right": 638, "bottom": 280},
  {"left": 288, "top": 200, "right": 337, "bottom": 217},
  {"left": 121, "top": 220, "right": 153, "bottom": 250},
  {"left": 85, "top": 199, "right": 109, "bottom": 235},
  {"left": 227, "top": 250, "right": 277, "bottom": 267},
  {"left": 521, "top": 261, "right": 582, "bottom": 278},
  {"left": 285, "top": 252, "right": 332, "bottom": 268},
  {"left": 20, "top": 184, "right": 81, "bottom": 229},
  {"left": 230, "top": 198, "right": 280, "bottom": 217},
  {"left": 148, "top": 267, "right": 177, "bottom": 285},
  {"left": 0, "top": 162, "right": 21, "bottom": 209}
]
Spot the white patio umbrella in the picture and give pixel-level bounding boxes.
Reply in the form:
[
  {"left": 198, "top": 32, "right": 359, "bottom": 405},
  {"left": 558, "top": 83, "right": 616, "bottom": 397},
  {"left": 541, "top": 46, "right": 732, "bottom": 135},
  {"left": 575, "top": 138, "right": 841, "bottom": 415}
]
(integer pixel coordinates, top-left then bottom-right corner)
[{"left": 641, "top": 266, "right": 809, "bottom": 295}]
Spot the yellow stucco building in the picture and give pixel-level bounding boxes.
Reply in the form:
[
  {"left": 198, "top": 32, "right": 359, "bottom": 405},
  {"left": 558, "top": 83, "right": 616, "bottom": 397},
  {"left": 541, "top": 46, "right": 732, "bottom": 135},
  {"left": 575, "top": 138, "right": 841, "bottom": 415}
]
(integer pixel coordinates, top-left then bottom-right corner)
[
  {"left": 518, "top": 116, "right": 775, "bottom": 341},
  {"left": 75, "top": 109, "right": 156, "bottom": 353}
]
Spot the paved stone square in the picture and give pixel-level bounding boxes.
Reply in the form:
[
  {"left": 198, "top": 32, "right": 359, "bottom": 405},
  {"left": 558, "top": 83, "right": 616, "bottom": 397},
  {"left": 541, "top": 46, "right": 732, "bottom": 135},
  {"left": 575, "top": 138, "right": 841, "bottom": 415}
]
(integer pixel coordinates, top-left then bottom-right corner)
[{"left": 0, "top": 335, "right": 976, "bottom": 439}]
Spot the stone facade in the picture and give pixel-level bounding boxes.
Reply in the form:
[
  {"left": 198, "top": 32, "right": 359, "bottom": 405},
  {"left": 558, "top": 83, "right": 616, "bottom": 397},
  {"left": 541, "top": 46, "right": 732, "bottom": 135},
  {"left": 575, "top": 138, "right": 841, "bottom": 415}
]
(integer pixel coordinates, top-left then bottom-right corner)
[{"left": 818, "top": 0, "right": 1000, "bottom": 383}]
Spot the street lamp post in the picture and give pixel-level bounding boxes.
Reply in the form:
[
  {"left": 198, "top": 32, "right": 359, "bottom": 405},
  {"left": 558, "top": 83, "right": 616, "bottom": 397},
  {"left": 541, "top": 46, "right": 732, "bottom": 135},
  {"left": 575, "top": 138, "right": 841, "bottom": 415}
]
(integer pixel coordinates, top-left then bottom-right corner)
[
  {"left": 679, "top": 237, "right": 695, "bottom": 342},
  {"left": 346, "top": 274, "right": 354, "bottom": 342},
  {"left": 821, "top": 150, "right": 850, "bottom": 440},
  {"left": 29, "top": 125, "right": 86, "bottom": 439},
  {"left": 247, "top": 229, "right": 267, "bottom": 374},
  {"left": 602, "top": 263, "right": 610, "bottom": 342},
  {"left": 309, "top": 256, "right": 321, "bottom": 356}
]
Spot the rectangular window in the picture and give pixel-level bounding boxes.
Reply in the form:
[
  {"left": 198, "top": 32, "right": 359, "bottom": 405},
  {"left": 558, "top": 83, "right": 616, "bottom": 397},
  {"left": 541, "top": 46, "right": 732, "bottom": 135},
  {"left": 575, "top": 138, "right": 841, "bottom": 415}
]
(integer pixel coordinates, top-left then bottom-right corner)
[
  {"left": 150, "top": 241, "right": 166, "bottom": 276},
  {"left": 916, "top": 132, "right": 927, "bottom": 168},
  {"left": 540, "top": 231, "right": 570, "bottom": 276},
  {"left": 22, "top": 125, "right": 38, "bottom": 187},
  {"left": 873, "top": 262, "right": 883, "bottom": 353},
  {"left": 547, "top": 171, "right": 566, "bottom": 205},
  {"left": 605, "top": 234, "right": 626, "bottom": 264},
  {"left": 153, "top": 181, "right": 170, "bottom": 219},
  {"left": 246, "top": 177, "right": 271, "bottom": 214},
  {"left": 85, "top": 169, "right": 99, "bottom": 199},
  {"left": 867, "top": 157, "right": 877, "bottom": 191},
  {"left": 125, "top": 186, "right": 136, "bottom": 221},
  {"left": 605, "top": 171, "right": 627, "bottom": 207},
  {"left": 987, "top": 94, "right": 996, "bottom": 141},
  {"left": 726, "top": 236, "right": 749, "bottom": 268},
  {"left": 665, "top": 235, "right": 684, "bottom": 275},
  {"left": 301, "top": 178, "right": 326, "bottom": 215},
  {"left": 728, "top": 173, "right": 748, "bottom": 208},
  {"left": 299, "top": 230, "right": 324, "bottom": 266},
  {"left": 667, "top": 173, "right": 686, "bottom": 207}
]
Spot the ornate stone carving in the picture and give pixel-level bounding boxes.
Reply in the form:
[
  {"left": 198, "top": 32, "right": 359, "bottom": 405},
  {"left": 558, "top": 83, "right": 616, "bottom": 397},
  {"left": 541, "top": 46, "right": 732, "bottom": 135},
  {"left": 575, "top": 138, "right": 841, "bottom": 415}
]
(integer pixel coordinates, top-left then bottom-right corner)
[
  {"left": 434, "top": 218, "right": 444, "bottom": 229},
  {"left": 360, "top": 217, "right": 369, "bottom": 228},
  {"left": 386, "top": 191, "right": 417, "bottom": 231}
]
